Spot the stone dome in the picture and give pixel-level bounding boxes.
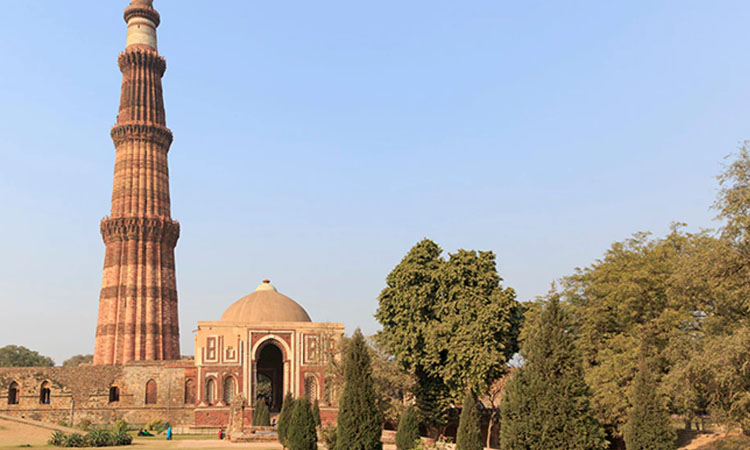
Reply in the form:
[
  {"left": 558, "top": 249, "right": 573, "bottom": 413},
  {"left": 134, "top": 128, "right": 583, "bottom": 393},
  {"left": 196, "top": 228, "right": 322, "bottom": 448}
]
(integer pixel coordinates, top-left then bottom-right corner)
[{"left": 220, "top": 280, "right": 312, "bottom": 323}]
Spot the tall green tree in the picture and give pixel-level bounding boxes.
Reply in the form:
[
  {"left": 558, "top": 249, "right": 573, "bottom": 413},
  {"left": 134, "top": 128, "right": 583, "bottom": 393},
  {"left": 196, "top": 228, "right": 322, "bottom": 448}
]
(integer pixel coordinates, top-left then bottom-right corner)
[
  {"left": 253, "top": 398, "right": 271, "bottom": 426},
  {"left": 335, "top": 329, "right": 382, "bottom": 450},
  {"left": 395, "top": 406, "right": 420, "bottom": 450},
  {"left": 432, "top": 249, "right": 520, "bottom": 397},
  {"left": 624, "top": 356, "right": 676, "bottom": 450},
  {"left": 312, "top": 399, "right": 321, "bottom": 427},
  {"left": 716, "top": 142, "right": 750, "bottom": 250},
  {"left": 671, "top": 326, "right": 750, "bottom": 435},
  {"left": 541, "top": 149, "right": 750, "bottom": 443},
  {"left": 287, "top": 398, "right": 317, "bottom": 450},
  {"left": 278, "top": 392, "right": 295, "bottom": 447},
  {"left": 455, "top": 390, "right": 482, "bottom": 450},
  {"left": 376, "top": 239, "right": 521, "bottom": 432},
  {"left": 0, "top": 345, "right": 54, "bottom": 367},
  {"left": 376, "top": 239, "right": 452, "bottom": 432},
  {"left": 500, "top": 297, "right": 607, "bottom": 450},
  {"left": 558, "top": 229, "right": 717, "bottom": 436},
  {"left": 323, "top": 335, "right": 415, "bottom": 427}
]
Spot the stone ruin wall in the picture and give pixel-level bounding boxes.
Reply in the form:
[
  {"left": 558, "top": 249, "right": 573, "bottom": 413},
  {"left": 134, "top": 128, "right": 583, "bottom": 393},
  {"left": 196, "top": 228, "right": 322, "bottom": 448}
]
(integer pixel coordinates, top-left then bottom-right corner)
[{"left": 0, "top": 361, "right": 196, "bottom": 427}]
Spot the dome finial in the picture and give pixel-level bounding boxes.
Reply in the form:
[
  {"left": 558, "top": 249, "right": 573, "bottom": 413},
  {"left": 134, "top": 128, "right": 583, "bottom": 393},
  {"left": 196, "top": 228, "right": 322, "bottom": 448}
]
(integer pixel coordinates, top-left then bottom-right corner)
[{"left": 256, "top": 279, "right": 277, "bottom": 292}]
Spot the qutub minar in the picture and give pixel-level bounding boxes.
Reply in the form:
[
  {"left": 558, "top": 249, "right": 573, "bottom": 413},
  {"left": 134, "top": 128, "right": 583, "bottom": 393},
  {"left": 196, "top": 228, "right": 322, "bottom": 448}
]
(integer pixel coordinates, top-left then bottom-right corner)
[
  {"left": 94, "top": 0, "right": 181, "bottom": 365},
  {"left": 0, "top": 0, "right": 344, "bottom": 433}
]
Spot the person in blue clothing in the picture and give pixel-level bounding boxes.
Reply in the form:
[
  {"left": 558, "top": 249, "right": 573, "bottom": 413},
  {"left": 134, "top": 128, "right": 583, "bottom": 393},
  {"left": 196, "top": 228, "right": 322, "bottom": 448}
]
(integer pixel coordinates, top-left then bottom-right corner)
[{"left": 166, "top": 426, "right": 173, "bottom": 440}]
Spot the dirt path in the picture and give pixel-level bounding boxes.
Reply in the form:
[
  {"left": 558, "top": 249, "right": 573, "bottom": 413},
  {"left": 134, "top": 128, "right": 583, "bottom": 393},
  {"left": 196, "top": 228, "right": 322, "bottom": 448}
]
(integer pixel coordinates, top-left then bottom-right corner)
[
  {"left": 0, "top": 417, "right": 55, "bottom": 448},
  {"left": 678, "top": 431, "right": 738, "bottom": 449}
]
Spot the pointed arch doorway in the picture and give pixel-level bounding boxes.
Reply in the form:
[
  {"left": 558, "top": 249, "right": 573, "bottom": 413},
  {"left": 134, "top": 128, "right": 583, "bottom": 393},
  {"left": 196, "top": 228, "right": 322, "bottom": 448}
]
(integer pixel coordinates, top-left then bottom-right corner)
[{"left": 256, "top": 342, "right": 284, "bottom": 412}]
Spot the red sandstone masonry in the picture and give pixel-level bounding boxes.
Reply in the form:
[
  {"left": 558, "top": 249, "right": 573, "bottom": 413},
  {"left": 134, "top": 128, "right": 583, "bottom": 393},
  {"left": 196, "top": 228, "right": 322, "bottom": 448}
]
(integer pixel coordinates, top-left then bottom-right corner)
[
  {"left": 0, "top": 362, "right": 195, "bottom": 426},
  {"left": 94, "top": 0, "right": 180, "bottom": 365}
]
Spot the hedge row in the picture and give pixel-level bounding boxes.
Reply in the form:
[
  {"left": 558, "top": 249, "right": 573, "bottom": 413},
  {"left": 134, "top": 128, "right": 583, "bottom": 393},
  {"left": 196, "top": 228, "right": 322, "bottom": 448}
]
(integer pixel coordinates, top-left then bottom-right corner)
[{"left": 49, "top": 430, "right": 132, "bottom": 447}]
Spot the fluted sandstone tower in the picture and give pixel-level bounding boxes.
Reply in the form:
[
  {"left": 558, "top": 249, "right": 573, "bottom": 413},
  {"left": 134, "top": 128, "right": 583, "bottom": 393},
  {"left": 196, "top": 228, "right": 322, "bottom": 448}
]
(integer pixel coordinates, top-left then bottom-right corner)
[{"left": 94, "top": 0, "right": 180, "bottom": 365}]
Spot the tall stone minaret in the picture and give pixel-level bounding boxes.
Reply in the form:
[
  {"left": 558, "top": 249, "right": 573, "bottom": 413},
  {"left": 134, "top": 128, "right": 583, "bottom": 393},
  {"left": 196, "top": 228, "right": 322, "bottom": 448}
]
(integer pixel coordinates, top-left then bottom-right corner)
[{"left": 94, "top": 0, "right": 180, "bottom": 365}]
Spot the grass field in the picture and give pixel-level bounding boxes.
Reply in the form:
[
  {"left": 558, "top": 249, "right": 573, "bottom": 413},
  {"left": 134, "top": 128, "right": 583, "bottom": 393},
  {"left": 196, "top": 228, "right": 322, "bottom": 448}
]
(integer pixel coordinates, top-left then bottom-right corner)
[{"left": 3, "top": 417, "right": 745, "bottom": 450}]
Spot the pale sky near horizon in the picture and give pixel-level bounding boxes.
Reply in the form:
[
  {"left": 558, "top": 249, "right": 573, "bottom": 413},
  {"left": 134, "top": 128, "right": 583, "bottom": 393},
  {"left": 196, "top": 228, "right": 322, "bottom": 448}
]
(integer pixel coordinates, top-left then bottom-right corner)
[{"left": 1, "top": 1, "right": 748, "bottom": 364}]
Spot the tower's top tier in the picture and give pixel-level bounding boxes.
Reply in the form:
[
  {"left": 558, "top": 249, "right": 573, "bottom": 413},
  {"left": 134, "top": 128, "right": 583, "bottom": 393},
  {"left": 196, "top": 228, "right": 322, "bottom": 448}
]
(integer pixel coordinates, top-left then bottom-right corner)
[{"left": 124, "top": 0, "right": 160, "bottom": 51}]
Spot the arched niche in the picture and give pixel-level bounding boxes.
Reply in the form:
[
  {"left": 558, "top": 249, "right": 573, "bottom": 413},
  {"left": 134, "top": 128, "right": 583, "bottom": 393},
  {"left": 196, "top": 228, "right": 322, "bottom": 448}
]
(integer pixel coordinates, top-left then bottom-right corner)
[{"left": 256, "top": 341, "right": 284, "bottom": 412}]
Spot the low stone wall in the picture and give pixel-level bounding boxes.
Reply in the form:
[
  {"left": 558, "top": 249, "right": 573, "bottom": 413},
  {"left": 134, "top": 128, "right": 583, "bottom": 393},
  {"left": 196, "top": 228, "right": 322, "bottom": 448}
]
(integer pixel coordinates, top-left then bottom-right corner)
[{"left": 0, "top": 361, "right": 196, "bottom": 427}]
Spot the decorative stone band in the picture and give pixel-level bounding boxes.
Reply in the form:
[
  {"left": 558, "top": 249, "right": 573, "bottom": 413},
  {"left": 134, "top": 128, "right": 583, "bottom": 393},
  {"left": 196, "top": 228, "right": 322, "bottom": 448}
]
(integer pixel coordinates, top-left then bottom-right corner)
[
  {"left": 111, "top": 123, "right": 173, "bottom": 148},
  {"left": 96, "top": 323, "right": 180, "bottom": 337},
  {"left": 126, "top": 16, "right": 157, "bottom": 50},
  {"left": 100, "top": 216, "right": 180, "bottom": 247},
  {"left": 124, "top": 4, "right": 160, "bottom": 27},
  {"left": 100, "top": 285, "right": 178, "bottom": 299},
  {"left": 118, "top": 48, "right": 166, "bottom": 76},
  {"left": 103, "top": 252, "right": 175, "bottom": 269}
]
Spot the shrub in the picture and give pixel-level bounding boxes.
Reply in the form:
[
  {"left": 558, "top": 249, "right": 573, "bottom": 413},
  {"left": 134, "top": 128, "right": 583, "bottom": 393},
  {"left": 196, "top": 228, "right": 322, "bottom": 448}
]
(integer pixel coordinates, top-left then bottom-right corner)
[
  {"left": 321, "top": 426, "right": 337, "bottom": 450},
  {"left": 312, "top": 399, "right": 322, "bottom": 427},
  {"left": 85, "top": 430, "right": 113, "bottom": 447},
  {"left": 278, "top": 393, "right": 295, "bottom": 446},
  {"left": 112, "top": 420, "right": 128, "bottom": 434},
  {"left": 396, "top": 406, "right": 420, "bottom": 450},
  {"left": 253, "top": 398, "right": 271, "bottom": 426},
  {"left": 78, "top": 419, "right": 92, "bottom": 432},
  {"left": 49, "top": 430, "right": 132, "bottom": 448},
  {"left": 335, "top": 329, "right": 383, "bottom": 450},
  {"left": 287, "top": 398, "right": 317, "bottom": 450},
  {"left": 113, "top": 431, "right": 133, "bottom": 446},
  {"left": 49, "top": 431, "right": 67, "bottom": 446},
  {"left": 64, "top": 433, "right": 87, "bottom": 447},
  {"left": 147, "top": 418, "right": 166, "bottom": 433}
]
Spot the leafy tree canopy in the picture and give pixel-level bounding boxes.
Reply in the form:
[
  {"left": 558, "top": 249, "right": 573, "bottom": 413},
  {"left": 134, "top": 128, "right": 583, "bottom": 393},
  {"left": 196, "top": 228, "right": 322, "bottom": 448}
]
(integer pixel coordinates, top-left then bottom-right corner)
[
  {"left": 62, "top": 354, "right": 93, "bottom": 367},
  {"left": 546, "top": 147, "right": 750, "bottom": 439},
  {"left": 375, "top": 239, "right": 522, "bottom": 429},
  {"left": 0, "top": 345, "right": 54, "bottom": 367}
]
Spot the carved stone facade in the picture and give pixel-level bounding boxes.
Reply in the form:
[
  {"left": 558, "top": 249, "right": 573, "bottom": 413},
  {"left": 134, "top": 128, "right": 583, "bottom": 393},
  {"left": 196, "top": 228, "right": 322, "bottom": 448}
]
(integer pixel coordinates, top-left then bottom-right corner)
[
  {"left": 193, "top": 281, "right": 344, "bottom": 427},
  {"left": 194, "top": 321, "right": 343, "bottom": 427}
]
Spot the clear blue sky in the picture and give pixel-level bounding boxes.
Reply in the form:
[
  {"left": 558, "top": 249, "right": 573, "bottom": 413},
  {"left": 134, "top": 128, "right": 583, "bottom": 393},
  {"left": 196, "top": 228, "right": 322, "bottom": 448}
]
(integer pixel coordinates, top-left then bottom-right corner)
[{"left": 1, "top": 1, "right": 748, "bottom": 364}]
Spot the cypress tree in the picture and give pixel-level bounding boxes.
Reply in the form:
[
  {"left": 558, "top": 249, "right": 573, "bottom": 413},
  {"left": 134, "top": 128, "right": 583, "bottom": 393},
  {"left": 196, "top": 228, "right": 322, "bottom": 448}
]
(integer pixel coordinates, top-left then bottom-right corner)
[
  {"left": 500, "top": 296, "right": 607, "bottom": 450},
  {"left": 254, "top": 398, "right": 271, "bottom": 426},
  {"left": 335, "top": 329, "right": 383, "bottom": 450},
  {"left": 312, "top": 399, "right": 321, "bottom": 427},
  {"left": 395, "top": 406, "right": 420, "bottom": 450},
  {"left": 287, "top": 398, "right": 318, "bottom": 450},
  {"left": 456, "top": 390, "right": 482, "bottom": 450},
  {"left": 278, "top": 392, "right": 295, "bottom": 447},
  {"left": 623, "top": 358, "right": 676, "bottom": 450}
]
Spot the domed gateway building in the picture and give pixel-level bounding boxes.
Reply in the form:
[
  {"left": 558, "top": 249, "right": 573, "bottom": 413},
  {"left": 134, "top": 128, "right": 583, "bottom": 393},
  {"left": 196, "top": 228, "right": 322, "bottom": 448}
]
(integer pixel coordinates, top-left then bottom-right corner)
[{"left": 194, "top": 280, "right": 343, "bottom": 426}]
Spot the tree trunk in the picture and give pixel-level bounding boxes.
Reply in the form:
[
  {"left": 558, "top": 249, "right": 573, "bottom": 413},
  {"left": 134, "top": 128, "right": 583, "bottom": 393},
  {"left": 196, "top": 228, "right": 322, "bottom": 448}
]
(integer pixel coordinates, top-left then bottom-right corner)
[{"left": 486, "top": 410, "right": 496, "bottom": 449}]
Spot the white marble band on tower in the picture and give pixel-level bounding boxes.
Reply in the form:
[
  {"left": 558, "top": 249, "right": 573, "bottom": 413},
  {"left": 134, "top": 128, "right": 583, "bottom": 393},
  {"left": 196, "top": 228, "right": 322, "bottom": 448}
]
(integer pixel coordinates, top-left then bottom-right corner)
[{"left": 126, "top": 16, "right": 157, "bottom": 50}]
